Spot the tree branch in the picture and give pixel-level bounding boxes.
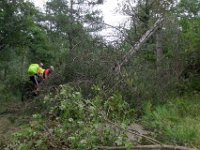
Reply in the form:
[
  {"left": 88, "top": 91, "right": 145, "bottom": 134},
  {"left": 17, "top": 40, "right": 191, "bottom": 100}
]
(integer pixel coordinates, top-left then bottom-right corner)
[
  {"left": 98, "top": 145, "right": 195, "bottom": 150},
  {"left": 104, "top": 118, "right": 161, "bottom": 144}
]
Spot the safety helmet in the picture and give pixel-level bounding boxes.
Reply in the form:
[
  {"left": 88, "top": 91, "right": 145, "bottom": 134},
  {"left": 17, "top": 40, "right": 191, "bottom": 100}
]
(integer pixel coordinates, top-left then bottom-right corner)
[
  {"left": 50, "top": 66, "right": 54, "bottom": 71},
  {"left": 39, "top": 62, "right": 44, "bottom": 67}
]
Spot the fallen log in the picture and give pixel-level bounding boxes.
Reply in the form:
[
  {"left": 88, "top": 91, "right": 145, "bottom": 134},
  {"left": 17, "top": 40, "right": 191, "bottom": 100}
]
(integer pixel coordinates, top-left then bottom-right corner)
[{"left": 98, "top": 144, "right": 196, "bottom": 150}]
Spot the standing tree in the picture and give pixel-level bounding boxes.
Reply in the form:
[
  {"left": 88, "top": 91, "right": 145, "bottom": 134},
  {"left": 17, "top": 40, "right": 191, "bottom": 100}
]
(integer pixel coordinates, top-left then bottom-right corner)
[
  {"left": 42, "top": 0, "right": 104, "bottom": 82},
  {"left": 0, "top": 0, "right": 54, "bottom": 101},
  {"left": 111, "top": 0, "right": 181, "bottom": 104}
]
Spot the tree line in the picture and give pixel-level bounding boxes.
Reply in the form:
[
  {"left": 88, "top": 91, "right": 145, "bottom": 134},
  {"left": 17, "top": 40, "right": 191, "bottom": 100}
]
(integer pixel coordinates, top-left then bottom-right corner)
[{"left": 1, "top": 0, "right": 200, "bottom": 108}]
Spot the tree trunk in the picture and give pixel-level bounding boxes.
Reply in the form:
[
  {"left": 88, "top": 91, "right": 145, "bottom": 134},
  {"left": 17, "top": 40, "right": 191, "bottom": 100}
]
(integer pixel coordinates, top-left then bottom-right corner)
[
  {"left": 113, "top": 18, "right": 164, "bottom": 73},
  {"left": 68, "top": 0, "right": 74, "bottom": 51},
  {"left": 156, "top": 28, "right": 163, "bottom": 65},
  {"left": 103, "top": 18, "right": 164, "bottom": 94}
]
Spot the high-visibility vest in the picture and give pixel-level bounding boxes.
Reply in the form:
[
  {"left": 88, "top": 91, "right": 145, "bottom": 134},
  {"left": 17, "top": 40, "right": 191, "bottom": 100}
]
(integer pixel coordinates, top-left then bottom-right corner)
[{"left": 28, "top": 64, "right": 44, "bottom": 76}]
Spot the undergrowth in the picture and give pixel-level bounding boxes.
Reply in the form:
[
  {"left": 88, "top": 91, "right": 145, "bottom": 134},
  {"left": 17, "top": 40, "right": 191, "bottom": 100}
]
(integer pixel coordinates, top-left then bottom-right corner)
[
  {"left": 4, "top": 85, "right": 200, "bottom": 149},
  {"left": 142, "top": 94, "right": 200, "bottom": 148},
  {"left": 6, "top": 84, "right": 135, "bottom": 149}
]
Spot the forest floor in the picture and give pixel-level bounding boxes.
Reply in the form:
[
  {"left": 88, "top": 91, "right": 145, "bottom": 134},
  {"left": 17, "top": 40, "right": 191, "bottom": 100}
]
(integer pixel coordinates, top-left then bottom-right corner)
[
  {"left": 0, "top": 114, "right": 19, "bottom": 146},
  {"left": 0, "top": 96, "right": 197, "bottom": 149},
  {"left": 0, "top": 100, "right": 151, "bottom": 148},
  {"left": 0, "top": 100, "right": 40, "bottom": 148}
]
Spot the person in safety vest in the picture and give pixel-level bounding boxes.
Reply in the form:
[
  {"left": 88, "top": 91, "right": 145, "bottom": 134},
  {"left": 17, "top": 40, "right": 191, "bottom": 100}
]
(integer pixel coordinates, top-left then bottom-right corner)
[
  {"left": 43, "top": 66, "right": 54, "bottom": 80},
  {"left": 27, "top": 63, "right": 45, "bottom": 92}
]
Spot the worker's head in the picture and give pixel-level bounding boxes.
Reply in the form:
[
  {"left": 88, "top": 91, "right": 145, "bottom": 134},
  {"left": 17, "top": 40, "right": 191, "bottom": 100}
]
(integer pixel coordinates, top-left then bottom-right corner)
[
  {"left": 39, "top": 62, "right": 44, "bottom": 67},
  {"left": 49, "top": 66, "right": 54, "bottom": 71}
]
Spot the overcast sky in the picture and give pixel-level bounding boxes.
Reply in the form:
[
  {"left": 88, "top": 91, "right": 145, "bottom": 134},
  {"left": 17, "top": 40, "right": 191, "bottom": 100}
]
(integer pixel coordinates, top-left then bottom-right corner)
[
  {"left": 97, "top": 0, "right": 130, "bottom": 40},
  {"left": 31, "top": 0, "right": 130, "bottom": 41}
]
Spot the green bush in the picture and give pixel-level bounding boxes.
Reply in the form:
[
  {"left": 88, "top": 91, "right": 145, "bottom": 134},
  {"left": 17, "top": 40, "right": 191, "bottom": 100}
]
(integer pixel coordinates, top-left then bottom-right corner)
[{"left": 7, "top": 84, "right": 134, "bottom": 149}]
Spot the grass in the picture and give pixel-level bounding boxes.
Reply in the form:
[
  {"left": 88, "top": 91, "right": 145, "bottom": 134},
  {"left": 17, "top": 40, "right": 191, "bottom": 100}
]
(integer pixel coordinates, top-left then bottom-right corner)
[
  {"left": 142, "top": 94, "right": 200, "bottom": 148},
  {"left": 0, "top": 97, "right": 43, "bottom": 149}
]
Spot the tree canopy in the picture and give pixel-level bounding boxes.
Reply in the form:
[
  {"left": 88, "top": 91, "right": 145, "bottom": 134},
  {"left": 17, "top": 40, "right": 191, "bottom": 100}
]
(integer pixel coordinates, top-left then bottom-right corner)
[{"left": 1, "top": 0, "right": 200, "bottom": 149}]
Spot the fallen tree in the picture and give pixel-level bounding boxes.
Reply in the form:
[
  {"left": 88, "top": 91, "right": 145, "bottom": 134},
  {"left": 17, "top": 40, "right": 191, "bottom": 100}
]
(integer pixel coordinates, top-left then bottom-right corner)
[
  {"left": 103, "top": 18, "right": 164, "bottom": 94},
  {"left": 113, "top": 18, "right": 164, "bottom": 73}
]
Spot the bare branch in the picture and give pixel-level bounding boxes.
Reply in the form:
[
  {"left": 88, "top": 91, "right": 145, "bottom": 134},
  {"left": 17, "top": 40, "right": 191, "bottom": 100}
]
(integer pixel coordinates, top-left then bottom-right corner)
[
  {"left": 104, "top": 118, "right": 161, "bottom": 144},
  {"left": 98, "top": 145, "right": 195, "bottom": 150}
]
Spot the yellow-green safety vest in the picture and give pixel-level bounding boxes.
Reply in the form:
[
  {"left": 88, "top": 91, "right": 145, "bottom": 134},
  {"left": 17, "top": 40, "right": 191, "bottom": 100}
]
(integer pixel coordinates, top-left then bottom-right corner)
[{"left": 27, "top": 64, "right": 44, "bottom": 76}]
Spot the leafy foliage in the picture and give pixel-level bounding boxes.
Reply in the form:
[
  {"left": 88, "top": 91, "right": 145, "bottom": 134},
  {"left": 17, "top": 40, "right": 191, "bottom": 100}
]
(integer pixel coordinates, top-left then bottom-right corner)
[
  {"left": 1, "top": 0, "right": 200, "bottom": 148},
  {"left": 7, "top": 85, "right": 134, "bottom": 149}
]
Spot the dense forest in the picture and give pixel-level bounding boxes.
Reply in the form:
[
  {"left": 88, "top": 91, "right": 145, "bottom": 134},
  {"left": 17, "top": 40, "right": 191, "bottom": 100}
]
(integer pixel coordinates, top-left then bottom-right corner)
[{"left": 1, "top": 0, "right": 200, "bottom": 149}]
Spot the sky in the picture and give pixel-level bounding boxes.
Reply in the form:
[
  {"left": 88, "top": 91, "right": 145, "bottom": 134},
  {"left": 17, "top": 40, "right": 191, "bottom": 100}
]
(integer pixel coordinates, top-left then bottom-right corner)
[
  {"left": 97, "top": 0, "right": 130, "bottom": 40},
  {"left": 31, "top": 0, "right": 130, "bottom": 41}
]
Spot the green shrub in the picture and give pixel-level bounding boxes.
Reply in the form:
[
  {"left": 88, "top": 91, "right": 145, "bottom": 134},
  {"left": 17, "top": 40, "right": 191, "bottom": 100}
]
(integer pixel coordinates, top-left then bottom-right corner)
[{"left": 8, "top": 84, "right": 134, "bottom": 149}]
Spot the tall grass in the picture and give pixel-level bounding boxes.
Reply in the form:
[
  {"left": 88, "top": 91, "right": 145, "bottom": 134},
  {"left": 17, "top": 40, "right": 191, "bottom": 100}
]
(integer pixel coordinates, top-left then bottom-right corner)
[{"left": 142, "top": 95, "right": 200, "bottom": 147}]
